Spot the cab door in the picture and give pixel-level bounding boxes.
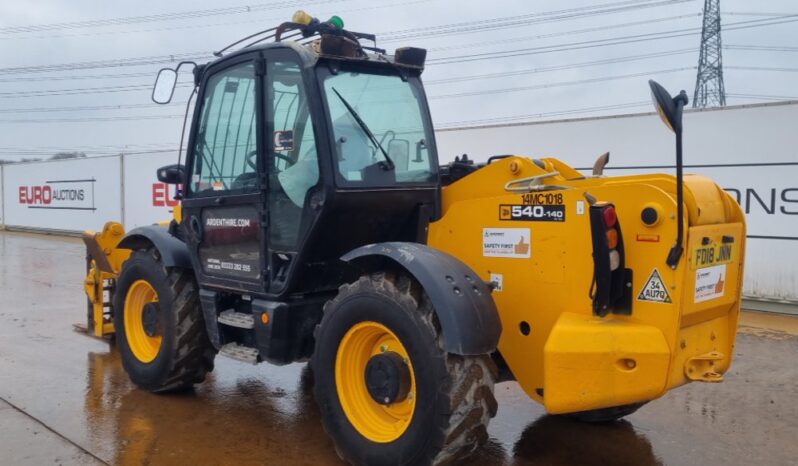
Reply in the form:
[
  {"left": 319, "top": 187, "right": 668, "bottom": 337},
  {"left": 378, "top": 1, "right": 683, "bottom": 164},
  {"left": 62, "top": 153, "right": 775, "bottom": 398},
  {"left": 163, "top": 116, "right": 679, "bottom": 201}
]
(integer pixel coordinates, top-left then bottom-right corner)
[
  {"left": 181, "top": 55, "right": 266, "bottom": 292},
  {"left": 262, "top": 52, "right": 322, "bottom": 294}
]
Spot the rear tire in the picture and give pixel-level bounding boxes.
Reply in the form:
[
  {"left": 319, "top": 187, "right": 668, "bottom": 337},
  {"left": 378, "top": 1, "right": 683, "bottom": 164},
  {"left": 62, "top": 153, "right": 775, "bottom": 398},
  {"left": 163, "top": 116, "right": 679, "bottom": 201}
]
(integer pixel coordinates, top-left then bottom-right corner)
[
  {"left": 312, "top": 272, "right": 497, "bottom": 466},
  {"left": 114, "top": 248, "right": 216, "bottom": 392},
  {"left": 565, "top": 402, "right": 646, "bottom": 423}
]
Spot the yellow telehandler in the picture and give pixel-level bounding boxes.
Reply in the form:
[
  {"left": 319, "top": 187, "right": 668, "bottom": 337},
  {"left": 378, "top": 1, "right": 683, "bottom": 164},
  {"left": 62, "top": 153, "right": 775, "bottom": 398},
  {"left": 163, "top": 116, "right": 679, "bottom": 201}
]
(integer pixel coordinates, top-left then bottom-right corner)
[{"left": 83, "top": 11, "right": 746, "bottom": 465}]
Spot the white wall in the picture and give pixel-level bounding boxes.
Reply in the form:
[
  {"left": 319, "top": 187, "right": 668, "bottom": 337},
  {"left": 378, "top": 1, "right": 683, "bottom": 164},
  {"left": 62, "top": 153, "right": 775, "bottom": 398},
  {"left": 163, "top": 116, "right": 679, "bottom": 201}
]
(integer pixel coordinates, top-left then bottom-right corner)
[{"left": 0, "top": 101, "right": 795, "bottom": 303}]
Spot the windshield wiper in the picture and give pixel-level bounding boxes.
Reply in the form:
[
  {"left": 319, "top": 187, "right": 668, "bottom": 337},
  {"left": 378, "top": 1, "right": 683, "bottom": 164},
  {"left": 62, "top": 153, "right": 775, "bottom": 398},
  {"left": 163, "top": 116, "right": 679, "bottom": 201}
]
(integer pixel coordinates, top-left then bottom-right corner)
[{"left": 331, "top": 87, "right": 395, "bottom": 170}]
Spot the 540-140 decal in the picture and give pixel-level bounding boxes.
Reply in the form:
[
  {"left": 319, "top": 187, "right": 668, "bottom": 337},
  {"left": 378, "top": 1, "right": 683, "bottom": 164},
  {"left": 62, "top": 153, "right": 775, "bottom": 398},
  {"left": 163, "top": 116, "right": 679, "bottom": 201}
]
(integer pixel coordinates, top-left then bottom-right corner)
[{"left": 500, "top": 204, "right": 565, "bottom": 222}]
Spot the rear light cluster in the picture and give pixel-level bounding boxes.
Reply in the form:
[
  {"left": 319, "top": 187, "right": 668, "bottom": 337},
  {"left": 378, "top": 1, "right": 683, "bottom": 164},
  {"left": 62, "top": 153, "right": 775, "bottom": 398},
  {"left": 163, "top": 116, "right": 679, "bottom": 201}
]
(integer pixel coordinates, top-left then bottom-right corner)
[
  {"left": 603, "top": 207, "right": 621, "bottom": 271},
  {"left": 589, "top": 202, "right": 632, "bottom": 317}
]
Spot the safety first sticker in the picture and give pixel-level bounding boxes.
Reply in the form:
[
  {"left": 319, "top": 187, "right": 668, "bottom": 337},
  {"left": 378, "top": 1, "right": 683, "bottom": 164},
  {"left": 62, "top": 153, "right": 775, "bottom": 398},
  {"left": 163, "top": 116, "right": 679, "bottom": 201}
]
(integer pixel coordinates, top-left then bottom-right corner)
[
  {"left": 637, "top": 269, "right": 672, "bottom": 303},
  {"left": 483, "top": 228, "right": 531, "bottom": 258},
  {"left": 695, "top": 264, "right": 726, "bottom": 303}
]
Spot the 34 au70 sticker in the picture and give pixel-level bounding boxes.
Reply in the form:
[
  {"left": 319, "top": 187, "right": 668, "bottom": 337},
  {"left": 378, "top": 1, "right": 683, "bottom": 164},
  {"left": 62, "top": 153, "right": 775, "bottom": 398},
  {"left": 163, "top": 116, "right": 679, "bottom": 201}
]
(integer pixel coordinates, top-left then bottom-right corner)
[{"left": 638, "top": 269, "right": 672, "bottom": 303}]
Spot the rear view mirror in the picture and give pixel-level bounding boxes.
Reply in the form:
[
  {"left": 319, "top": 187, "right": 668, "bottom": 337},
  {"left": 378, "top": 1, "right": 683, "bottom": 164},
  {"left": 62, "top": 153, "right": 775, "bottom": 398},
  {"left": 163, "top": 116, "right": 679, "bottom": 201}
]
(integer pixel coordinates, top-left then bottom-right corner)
[
  {"left": 648, "top": 80, "right": 687, "bottom": 133},
  {"left": 157, "top": 164, "right": 185, "bottom": 184},
  {"left": 388, "top": 139, "right": 410, "bottom": 171},
  {"left": 152, "top": 68, "right": 178, "bottom": 104}
]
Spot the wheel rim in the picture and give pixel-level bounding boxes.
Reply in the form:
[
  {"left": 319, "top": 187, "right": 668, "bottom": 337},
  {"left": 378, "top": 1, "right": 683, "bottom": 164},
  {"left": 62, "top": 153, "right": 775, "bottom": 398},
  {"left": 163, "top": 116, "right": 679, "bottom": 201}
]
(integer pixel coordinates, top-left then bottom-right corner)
[
  {"left": 335, "top": 321, "right": 417, "bottom": 443},
  {"left": 124, "top": 280, "right": 162, "bottom": 363}
]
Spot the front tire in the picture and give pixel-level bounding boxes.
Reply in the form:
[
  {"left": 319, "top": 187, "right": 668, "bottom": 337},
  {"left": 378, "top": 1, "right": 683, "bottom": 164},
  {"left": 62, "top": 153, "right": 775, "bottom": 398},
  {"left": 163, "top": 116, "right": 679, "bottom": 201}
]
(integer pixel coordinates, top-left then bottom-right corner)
[
  {"left": 312, "top": 273, "right": 497, "bottom": 466},
  {"left": 114, "top": 248, "right": 216, "bottom": 392}
]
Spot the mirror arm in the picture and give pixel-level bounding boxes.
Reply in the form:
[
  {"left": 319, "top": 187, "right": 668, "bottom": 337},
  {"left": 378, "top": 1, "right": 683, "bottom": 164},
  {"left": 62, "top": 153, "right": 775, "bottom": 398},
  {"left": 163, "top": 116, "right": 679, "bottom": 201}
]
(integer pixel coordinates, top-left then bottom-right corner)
[{"left": 666, "top": 92, "right": 689, "bottom": 269}]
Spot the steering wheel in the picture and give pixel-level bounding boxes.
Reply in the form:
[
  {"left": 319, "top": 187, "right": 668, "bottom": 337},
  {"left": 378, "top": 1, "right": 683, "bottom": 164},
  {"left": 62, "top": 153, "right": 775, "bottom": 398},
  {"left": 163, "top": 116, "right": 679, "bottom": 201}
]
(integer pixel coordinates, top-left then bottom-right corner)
[{"left": 246, "top": 150, "right": 294, "bottom": 170}]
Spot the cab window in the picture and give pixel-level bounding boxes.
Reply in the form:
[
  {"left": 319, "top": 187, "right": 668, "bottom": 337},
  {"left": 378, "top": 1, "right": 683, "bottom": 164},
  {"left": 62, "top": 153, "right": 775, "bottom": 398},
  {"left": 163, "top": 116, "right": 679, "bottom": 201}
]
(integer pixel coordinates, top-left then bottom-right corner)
[
  {"left": 190, "top": 62, "right": 258, "bottom": 194},
  {"left": 321, "top": 69, "right": 436, "bottom": 186},
  {"left": 267, "top": 61, "right": 320, "bottom": 250}
]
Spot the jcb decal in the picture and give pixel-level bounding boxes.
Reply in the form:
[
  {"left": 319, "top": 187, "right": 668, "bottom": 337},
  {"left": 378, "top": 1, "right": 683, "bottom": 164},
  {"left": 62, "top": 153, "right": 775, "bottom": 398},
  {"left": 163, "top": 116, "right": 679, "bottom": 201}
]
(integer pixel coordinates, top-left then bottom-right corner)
[{"left": 500, "top": 204, "right": 565, "bottom": 222}]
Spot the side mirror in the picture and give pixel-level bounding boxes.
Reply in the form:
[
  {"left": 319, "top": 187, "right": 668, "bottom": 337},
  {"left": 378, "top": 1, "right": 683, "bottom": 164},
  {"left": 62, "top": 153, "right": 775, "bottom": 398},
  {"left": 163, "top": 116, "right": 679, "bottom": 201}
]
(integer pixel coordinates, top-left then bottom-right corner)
[
  {"left": 152, "top": 68, "right": 178, "bottom": 104},
  {"left": 648, "top": 80, "right": 688, "bottom": 134},
  {"left": 387, "top": 139, "right": 410, "bottom": 171},
  {"left": 157, "top": 164, "right": 185, "bottom": 185},
  {"left": 648, "top": 80, "right": 689, "bottom": 268}
]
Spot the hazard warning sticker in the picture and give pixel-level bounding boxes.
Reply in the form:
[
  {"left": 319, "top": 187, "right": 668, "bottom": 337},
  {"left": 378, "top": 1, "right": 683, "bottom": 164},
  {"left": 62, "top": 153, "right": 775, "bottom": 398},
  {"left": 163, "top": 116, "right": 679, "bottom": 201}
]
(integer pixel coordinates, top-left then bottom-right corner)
[{"left": 637, "top": 269, "right": 672, "bottom": 303}]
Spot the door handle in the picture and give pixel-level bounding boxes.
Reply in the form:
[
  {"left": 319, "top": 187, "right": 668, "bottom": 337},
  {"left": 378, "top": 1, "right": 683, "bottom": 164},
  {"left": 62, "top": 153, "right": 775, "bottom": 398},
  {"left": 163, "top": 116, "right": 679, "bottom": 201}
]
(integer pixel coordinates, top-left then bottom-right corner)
[
  {"left": 190, "top": 216, "right": 203, "bottom": 240},
  {"left": 214, "top": 197, "right": 225, "bottom": 205}
]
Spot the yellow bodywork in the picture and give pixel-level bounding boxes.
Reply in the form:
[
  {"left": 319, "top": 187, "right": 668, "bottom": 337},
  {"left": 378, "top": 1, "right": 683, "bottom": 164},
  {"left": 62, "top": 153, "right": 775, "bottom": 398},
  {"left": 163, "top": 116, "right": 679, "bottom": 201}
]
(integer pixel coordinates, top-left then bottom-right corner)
[
  {"left": 83, "top": 221, "right": 131, "bottom": 337},
  {"left": 428, "top": 156, "right": 746, "bottom": 414}
]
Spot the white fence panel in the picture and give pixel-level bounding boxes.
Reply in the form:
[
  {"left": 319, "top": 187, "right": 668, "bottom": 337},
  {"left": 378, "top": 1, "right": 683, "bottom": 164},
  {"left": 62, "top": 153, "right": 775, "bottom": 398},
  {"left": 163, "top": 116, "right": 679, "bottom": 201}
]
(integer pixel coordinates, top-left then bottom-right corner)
[
  {"left": 2, "top": 156, "right": 122, "bottom": 232},
  {"left": 123, "top": 152, "right": 179, "bottom": 229}
]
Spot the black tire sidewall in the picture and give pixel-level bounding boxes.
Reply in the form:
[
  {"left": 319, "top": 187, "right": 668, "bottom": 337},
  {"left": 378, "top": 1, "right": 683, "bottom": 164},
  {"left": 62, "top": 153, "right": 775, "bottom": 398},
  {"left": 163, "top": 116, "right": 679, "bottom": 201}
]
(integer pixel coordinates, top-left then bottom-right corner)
[
  {"left": 313, "top": 287, "right": 448, "bottom": 466},
  {"left": 113, "top": 251, "right": 179, "bottom": 390}
]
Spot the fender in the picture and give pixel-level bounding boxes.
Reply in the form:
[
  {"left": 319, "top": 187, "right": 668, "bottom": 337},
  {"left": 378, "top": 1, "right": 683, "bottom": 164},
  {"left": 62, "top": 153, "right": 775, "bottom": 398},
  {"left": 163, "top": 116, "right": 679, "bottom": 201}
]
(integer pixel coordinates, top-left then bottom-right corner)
[
  {"left": 342, "top": 242, "right": 501, "bottom": 356},
  {"left": 117, "top": 225, "right": 192, "bottom": 269}
]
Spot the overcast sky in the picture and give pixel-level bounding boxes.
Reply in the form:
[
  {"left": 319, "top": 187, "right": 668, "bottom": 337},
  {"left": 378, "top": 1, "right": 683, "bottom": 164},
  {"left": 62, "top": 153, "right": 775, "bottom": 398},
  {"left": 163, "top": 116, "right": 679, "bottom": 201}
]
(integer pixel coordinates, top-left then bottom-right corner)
[{"left": 0, "top": 0, "right": 795, "bottom": 161}]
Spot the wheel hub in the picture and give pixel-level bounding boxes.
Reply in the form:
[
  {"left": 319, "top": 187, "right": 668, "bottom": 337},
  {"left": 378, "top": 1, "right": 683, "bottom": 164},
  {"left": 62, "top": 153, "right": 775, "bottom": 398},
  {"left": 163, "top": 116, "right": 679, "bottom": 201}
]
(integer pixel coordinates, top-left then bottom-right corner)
[
  {"left": 141, "top": 302, "right": 162, "bottom": 337},
  {"left": 365, "top": 351, "right": 411, "bottom": 405}
]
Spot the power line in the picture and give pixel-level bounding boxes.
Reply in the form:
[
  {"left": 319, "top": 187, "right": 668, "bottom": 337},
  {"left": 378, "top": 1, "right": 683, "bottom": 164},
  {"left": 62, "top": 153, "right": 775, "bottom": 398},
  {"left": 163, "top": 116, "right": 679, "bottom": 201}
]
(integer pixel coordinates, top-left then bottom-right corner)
[
  {"left": 436, "top": 101, "right": 652, "bottom": 129},
  {"left": 425, "top": 48, "right": 696, "bottom": 85},
  {"left": 430, "top": 67, "right": 694, "bottom": 100},
  {"left": 426, "top": 13, "right": 701, "bottom": 53},
  {"left": 4, "top": 5, "right": 791, "bottom": 79},
  {"left": 725, "top": 44, "right": 798, "bottom": 52},
  {"left": 725, "top": 11, "right": 798, "bottom": 17},
  {"left": 381, "top": 0, "right": 694, "bottom": 42},
  {"left": 0, "top": 102, "right": 188, "bottom": 114},
  {"left": 0, "top": 2, "right": 678, "bottom": 75},
  {"left": 0, "top": 83, "right": 193, "bottom": 99},
  {"left": 0, "top": 115, "right": 183, "bottom": 124},
  {"left": 727, "top": 93, "right": 798, "bottom": 101},
  {"left": 0, "top": 52, "right": 209, "bottom": 76},
  {"left": 0, "top": 71, "right": 154, "bottom": 83},
  {"left": 427, "top": 14, "right": 798, "bottom": 65},
  {"left": 0, "top": 0, "right": 428, "bottom": 42},
  {"left": 0, "top": 0, "right": 346, "bottom": 35},
  {"left": 726, "top": 65, "right": 798, "bottom": 73}
]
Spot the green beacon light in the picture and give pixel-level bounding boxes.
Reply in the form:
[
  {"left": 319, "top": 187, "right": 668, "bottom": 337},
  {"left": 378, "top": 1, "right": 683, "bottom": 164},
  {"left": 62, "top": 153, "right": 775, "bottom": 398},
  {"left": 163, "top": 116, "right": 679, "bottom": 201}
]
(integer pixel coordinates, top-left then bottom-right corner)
[{"left": 328, "top": 15, "right": 344, "bottom": 29}]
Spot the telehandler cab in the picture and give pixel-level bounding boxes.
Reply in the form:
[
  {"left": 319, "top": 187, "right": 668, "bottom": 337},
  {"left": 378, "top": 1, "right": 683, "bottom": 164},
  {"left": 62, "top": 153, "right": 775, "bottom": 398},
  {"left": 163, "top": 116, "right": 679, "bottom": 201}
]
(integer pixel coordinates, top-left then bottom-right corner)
[{"left": 83, "top": 11, "right": 746, "bottom": 465}]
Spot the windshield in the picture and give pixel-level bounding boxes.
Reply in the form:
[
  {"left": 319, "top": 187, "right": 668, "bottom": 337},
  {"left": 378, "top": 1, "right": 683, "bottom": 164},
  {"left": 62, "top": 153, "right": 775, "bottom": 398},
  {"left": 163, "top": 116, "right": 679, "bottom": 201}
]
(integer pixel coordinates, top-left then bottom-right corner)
[{"left": 320, "top": 68, "right": 437, "bottom": 186}]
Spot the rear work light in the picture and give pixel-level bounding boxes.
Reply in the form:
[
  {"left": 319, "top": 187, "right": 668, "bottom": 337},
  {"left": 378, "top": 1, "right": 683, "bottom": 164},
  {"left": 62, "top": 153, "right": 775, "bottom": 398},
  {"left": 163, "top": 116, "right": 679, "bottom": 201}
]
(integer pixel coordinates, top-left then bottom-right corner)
[{"left": 589, "top": 202, "right": 633, "bottom": 317}]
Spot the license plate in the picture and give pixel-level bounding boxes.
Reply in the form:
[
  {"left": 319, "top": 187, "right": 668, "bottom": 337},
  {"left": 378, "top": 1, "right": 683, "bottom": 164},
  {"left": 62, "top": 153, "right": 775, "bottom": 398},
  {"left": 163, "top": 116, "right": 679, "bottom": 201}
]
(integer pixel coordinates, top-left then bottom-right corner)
[{"left": 691, "top": 242, "right": 734, "bottom": 270}]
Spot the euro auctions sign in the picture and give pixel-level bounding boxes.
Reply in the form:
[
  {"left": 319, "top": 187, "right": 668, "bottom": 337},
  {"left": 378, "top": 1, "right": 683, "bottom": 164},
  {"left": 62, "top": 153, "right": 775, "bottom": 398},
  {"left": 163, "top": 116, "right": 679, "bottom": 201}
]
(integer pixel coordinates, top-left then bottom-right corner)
[
  {"left": 18, "top": 179, "right": 96, "bottom": 211},
  {"left": 2, "top": 156, "right": 121, "bottom": 231}
]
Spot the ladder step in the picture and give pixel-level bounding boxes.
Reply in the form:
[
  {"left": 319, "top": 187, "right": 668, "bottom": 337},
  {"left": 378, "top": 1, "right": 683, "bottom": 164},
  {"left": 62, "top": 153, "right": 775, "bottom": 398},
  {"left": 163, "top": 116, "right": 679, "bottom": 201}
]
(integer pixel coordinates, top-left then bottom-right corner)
[
  {"left": 218, "top": 310, "right": 255, "bottom": 329},
  {"left": 219, "top": 343, "right": 259, "bottom": 364}
]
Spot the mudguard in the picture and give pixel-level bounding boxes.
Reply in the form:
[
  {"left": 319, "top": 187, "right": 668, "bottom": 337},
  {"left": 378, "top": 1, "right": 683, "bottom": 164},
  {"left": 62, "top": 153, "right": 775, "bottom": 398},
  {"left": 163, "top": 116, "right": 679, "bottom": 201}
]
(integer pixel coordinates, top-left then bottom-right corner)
[
  {"left": 342, "top": 242, "right": 502, "bottom": 355},
  {"left": 117, "top": 225, "right": 192, "bottom": 269}
]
